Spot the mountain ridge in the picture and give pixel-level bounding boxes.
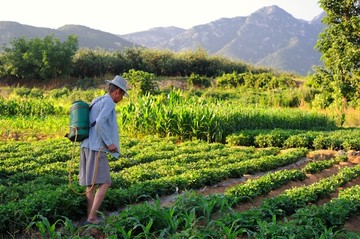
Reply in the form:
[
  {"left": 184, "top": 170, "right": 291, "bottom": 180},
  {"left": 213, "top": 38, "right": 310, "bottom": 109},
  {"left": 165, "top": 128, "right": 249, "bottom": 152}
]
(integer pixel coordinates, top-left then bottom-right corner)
[{"left": 0, "top": 5, "right": 325, "bottom": 75}]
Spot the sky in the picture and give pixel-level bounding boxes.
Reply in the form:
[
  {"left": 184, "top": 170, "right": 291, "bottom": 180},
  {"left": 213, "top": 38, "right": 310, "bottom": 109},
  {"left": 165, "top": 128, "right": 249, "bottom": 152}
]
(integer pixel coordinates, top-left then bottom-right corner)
[{"left": 0, "top": 0, "right": 323, "bottom": 35}]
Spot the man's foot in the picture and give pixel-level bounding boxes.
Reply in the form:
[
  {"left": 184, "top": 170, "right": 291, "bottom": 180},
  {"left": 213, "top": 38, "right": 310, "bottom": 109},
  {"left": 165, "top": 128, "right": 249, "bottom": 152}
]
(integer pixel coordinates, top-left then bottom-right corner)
[{"left": 82, "top": 218, "right": 102, "bottom": 226}]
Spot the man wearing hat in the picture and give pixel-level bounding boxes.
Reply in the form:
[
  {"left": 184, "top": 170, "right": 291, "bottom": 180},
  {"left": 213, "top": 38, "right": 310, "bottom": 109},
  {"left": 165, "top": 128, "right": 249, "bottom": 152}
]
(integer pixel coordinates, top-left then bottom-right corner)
[{"left": 79, "top": 75, "right": 128, "bottom": 224}]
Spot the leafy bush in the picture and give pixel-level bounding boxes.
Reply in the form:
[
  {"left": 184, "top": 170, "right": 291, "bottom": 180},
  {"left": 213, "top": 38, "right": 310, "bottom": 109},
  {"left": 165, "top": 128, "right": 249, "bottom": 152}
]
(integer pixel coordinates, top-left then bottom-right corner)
[
  {"left": 226, "top": 132, "right": 255, "bottom": 146},
  {"left": 14, "top": 87, "right": 32, "bottom": 97},
  {"left": 342, "top": 138, "right": 360, "bottom": 151},
  {"left": 0, "top": 98, "right": 59, "bottom": 116},
  {"left": 187, "top": 73, "right": 211, "bottom": 88},
  {"left": 216, "top": 71, "right": 244, "bottom": 88},
  {"left": 124, "top": 69, "right": 158, "bottom": 96},
  {"left": 283, "top": 132, "right": 317, "bottom": 149},
  {"left": 49, "top": 87, "right": 71, "bottom": 99},
  {"left": 313, "top": 134, "right": 342, "bottom": 150}
]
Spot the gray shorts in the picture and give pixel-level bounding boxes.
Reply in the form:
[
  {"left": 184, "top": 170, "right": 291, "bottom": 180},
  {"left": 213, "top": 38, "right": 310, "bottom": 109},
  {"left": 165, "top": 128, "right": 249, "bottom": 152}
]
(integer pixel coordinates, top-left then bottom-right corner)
[{"left": 79, "top": 148, "right": 111, "bottom": 186}]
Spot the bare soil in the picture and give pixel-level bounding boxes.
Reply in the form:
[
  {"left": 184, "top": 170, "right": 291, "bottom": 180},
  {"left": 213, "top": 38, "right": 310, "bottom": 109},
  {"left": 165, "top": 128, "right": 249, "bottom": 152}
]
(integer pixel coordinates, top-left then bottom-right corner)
[
  {"left": 76, "top": 150, "right": 360, "bottom": 239},
  {"left": 157, "top": 149, "right": 360, "bottom": 233},
  {"left": 73, "top": 149, "right": 360, "bottom": 239}
]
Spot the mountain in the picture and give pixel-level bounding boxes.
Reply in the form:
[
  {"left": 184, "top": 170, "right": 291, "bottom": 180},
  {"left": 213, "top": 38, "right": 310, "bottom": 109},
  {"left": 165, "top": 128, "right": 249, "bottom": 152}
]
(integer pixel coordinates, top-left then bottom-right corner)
[
  {"left": 120, "top": 6, "right": 325, "bottom": 75},
  {"left": 0, "top": 5, "right": 325, "bottom": 75},
  {"left": 0, "top": 21, "right": 137, "bottom": 51},
  {"left": 119, "top": 26, "right": 186, "bottom": 48}
]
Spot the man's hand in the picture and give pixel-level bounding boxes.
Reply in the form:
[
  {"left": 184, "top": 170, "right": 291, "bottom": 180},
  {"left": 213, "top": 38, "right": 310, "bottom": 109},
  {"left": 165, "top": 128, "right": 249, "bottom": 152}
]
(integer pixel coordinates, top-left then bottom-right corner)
[{"left": 107, "top": 144, "right": 118, "bottom": 153}]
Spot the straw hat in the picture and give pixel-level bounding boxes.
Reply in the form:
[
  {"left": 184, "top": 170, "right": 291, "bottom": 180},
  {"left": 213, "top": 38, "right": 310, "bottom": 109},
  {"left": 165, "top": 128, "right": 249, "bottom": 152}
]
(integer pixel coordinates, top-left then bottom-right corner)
[{"left": 105, "top": 75, "right": 129, "bottom": 97}]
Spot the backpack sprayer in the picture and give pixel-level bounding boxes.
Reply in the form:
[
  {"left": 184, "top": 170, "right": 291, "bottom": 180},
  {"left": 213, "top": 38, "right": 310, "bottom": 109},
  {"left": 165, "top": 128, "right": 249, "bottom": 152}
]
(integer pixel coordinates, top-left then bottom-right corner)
[
  {"left": 66, "top": 100, "right": 96, "bottom": 142},
  {"left": 66, "top": 100, "right": 179, "bottom": 196},
  {"left": 66, "top": 100, "right": 99, "bottom": 195}
]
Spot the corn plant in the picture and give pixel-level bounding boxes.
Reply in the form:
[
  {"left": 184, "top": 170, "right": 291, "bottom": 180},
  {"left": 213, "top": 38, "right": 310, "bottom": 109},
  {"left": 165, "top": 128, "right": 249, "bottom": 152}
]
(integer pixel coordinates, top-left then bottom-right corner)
[{"left": 27, "top": 214, "right": 63, "bottom": 239}]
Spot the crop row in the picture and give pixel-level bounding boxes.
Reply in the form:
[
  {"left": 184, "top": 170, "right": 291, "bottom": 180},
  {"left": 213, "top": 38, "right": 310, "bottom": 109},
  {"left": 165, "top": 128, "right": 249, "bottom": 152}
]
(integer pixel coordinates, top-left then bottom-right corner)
[
  {"left": 119, "top": 92, "right": 337, "bottom": 142},
  {"left": 100, "top": 163, "right": 360, "bottom": 238},
  {"left": 24, "top": 155, "right": 359, "bottom": 238},
  {"left": 1, "top": 137, "right": 307, "bottom": 236},
  {"left": 0, "top": 89, "right": 338, "bottom": 143},
  {"left": 227, "top": 128, "right": 360, "bottom": 150},
  {"left": 106, "top": 147, "right": 307, "bottom": 207},
  {"left": 0, "top": 98, "right": 64, "bottom": 116},
  {"left": 217, "top": 164, "right": 360, "bottom": 237}
]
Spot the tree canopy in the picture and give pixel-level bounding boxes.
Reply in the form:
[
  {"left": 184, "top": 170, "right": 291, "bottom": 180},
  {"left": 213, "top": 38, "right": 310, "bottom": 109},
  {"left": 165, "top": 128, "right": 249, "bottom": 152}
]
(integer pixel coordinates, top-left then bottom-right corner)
[
  {"left": 313, "top": 0, "right": 360, "bottom": 108},
  {"left": 0, "top": 35, "right": 78, "bottom": 80}
]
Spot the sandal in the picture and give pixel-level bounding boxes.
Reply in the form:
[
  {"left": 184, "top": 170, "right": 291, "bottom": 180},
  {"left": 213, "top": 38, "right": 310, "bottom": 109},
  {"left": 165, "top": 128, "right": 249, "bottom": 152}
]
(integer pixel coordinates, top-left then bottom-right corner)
[{"left": 82, "top": 219, "right": 102, "bottom": 226}]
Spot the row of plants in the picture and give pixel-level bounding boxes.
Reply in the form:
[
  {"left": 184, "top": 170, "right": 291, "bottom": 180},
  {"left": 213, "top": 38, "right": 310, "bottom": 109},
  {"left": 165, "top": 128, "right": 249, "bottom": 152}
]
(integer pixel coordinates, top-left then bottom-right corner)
[
  {"left": 118, "top": 91, "right": 337, "bottom": 142},
  {"left": 246, "top": 184, "right": 360, "bottom": 238},
  {"left": 24, "top": 156, "right": 360, "bottom": 238},
  {"left": 0, "top": 97, "right": 62, "bottom": 116},
  {"left": 113, "top": 163, "right": 359, "bottom": 238},
  {"left": 216, "top": 164, "right": 360, "bottom": 237},
  {"left": 1, "top": 136, "right": 308, "bottom": 236},
  {"left": 226, "top": 128, "right": 360, "bottom": 150},
  {"left": 0, "top": 88, "right": 338, "bottom": 143},
  {"left": 105, "top": 147, "right": 308, "bottom": 208},
  {"left": 224, "top": 153, "right": 347, "bottom": 204},
  {"left": 216, "top": 71, "right": 297, "bottom": 90}
]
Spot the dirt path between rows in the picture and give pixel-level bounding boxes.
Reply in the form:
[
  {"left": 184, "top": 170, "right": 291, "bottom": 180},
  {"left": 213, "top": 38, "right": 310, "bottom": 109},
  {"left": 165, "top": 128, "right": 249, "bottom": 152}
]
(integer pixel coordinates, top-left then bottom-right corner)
[
  {"left": 157, "top": 149, "right": 360, "bottom": 233},
  {"left": 25, "top": 149, "right": 355, "bottom": 239},
  {"left": 75, "top": 149, "right": 360, "bottom": 239}
]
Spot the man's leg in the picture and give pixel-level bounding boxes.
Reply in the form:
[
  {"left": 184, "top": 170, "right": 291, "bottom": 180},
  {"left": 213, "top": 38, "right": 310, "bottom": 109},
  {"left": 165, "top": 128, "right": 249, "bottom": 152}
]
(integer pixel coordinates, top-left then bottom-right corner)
[
  {"left": 87, "top": 183, "right": 111, "bottom": 222},
  {"left": 86, "top": 186, "right": 96, "bottom": 218}
]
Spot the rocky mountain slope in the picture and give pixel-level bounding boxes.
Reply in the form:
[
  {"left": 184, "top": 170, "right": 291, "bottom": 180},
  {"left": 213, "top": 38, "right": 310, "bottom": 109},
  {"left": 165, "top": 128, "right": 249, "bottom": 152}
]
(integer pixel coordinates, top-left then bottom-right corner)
[
  {"left": 0, "top": 5, "right": 325, "bottom": 75},
  {"left": 121, "top": 6, "right": 325, "bottom": 75}
]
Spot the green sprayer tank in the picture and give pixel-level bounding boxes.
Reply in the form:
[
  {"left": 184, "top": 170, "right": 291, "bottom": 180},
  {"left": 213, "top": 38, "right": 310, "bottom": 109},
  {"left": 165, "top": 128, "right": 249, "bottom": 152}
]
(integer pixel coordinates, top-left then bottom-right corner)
[{"left": 67, "top": 100, "right": 90, "bottom": 142}]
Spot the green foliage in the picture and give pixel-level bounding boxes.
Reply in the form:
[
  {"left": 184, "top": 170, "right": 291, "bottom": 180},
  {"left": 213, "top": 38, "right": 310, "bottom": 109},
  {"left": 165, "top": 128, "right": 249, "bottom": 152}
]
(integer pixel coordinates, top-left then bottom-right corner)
[
  {"left": 0, "top": 35, "right": 78, "bottom": 79},
  {"left": 48, "top": 87, "right": 71, "bottom": 99},
  {"left": 215, "top": 72, "right": 304, "bottom": 108},
  {"left": 3, "top": 134, "right": 360, "bottom": 238},
  {"left": 283, "top": 132, "right": 317, "bottom": 149},
  {"left": 216, "top": 71, "right": 244, "bottom": 88},
  {"left": 226, "top": 128, "right": 360, "bottom": 150},
  {"left": 216, "top": 71, "right": 296, "bottom": 90},
  {"left": 225, "top": 169, "right": 306, "bottom": 203},
  {"left": 119, "top": 90, "right": 336, "bottom": 143},
  {"left": 187, "top": 73, "right": 212, "bottom": 88},
  {"left": 0, "top": 98, "right": 61, "bottom": 116},
  {"left": 27, "top": 214, "right": 63, "bottom": 239},
  {"left": 68, "top": 88, "right": 105, "bottom": 103},
  {"left": 201, "top": 89, "right": 239, "bottom": 101},
  {"left": 226, "top": 131, "right": 257, "bottom": 146},
  {"left": 0, "top": 34, "right": 291, "bottom": 86},
  {"left": 313, "top": 0, "right": 360, "bottom": 109},
  {"left": 302, "top": 155, "right": 347, "bottom": 174},
  {"left": 123, "top": 69, "right": 158, "bottom": 96},
  {"left": 13, "top": 87, "right": 44, "bottom": 99},
  {"left": 1, "top": 137, "right": 307, "bottom": 237},
  {"left": 72, "top": 48, "right": 124, "bottom": 78}
]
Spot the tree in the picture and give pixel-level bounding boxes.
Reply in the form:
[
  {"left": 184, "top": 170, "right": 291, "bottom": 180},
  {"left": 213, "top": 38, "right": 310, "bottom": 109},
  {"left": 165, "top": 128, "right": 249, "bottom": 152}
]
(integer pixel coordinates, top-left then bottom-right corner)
[
  {"left": 0, "top": 35, "right": 78, "bottom": 79},
  {"left": 312, "top": 0, "right": 360, "bottom": 109}
]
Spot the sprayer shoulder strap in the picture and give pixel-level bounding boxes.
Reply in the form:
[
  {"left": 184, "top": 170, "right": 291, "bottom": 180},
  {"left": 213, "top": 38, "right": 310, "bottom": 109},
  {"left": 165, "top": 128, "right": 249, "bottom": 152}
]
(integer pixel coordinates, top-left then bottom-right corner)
[
  {"left": 89, "top": 96, "right": 104, "bottom": 110},
  {"left": 89, "top": 96, "right": 104, "bottom": 128}
]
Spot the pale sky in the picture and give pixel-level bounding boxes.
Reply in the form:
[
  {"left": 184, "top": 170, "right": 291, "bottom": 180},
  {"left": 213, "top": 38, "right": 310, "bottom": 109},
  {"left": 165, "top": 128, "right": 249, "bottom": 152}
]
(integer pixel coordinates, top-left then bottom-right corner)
[{"left": 0, "top": 0, "right": 323, "bottom": 35}]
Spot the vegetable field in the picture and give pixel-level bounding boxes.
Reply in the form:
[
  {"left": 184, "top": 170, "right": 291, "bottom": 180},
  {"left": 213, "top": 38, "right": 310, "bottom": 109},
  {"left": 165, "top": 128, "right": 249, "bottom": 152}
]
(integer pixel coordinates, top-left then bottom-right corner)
[{"left": 1, "top": 86, "right": 360, "bottom": 238}]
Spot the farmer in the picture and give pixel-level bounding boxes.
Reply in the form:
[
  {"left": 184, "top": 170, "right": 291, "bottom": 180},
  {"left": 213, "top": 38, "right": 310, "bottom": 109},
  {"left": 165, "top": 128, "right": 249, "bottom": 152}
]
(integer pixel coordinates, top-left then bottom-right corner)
[{"left": 79, "top": 75, "right": 128, "bottom": 224}]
